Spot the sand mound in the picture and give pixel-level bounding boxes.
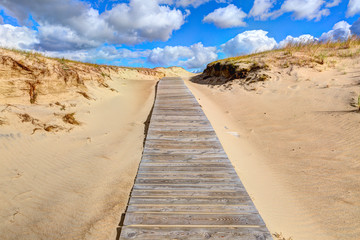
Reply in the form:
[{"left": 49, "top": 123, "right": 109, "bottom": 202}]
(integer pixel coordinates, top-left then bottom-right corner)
[
  {"left": 0, "top": 48, "right": 193, "bottom": 240},
  {"left": 185, "top": 40, "right": 360, "bottom": 240}
]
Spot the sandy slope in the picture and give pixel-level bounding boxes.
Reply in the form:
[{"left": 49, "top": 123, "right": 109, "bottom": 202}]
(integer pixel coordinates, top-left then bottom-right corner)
[
  {"left": 185, "top": 59, "right": 360, "bottom": 240},
  {"left": 0, "top": 48, "right": 194, "bottom": 240},
  {"left": 0, "top": 77, "right": 157, "bottom": 240}
]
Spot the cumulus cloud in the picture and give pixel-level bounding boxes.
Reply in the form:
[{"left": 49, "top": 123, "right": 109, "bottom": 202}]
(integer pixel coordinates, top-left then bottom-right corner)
[
  {"left": 350, "top": 18, "right": 360, "bottom": 36},
  {"left": 203, "top": 4, "right": 247, "bottom": 28},
  {"left": 0, "top": 0, "right": 187, "bottom": 50},
  {"left": 325, "top": 0, "right": 341, "bottom": 8},
  {"left": 278, "top": 34, "right": 318, "bottom": 48},
  {"left": 37, "top": 24, "right": 100, "bottom": 51},
  {"left": 249, "top": 0, "right": 275, "bottom": 20},
  {"left": 0, "top": 24, "right": 39, "bottom": 49},
  {"left": 347, "top": 0, "right": 360, "bottom": 17},
  {"left": 276, "top": 0, "right": 330, "bottom": 21},
  {"left": 221, "top": 30, "right": 277, "bottom": 57},
  {"left": 319, "top": 21, "right": 352, "bottom": 41},
  {"left": 148, "top": 43, "right": 217, "bottom": 69},
  {"left": 159, "top": 0, "right": 231, "bottom": 8},
  {"left": 43, "top": 46, "right": 151, "bottom": 63},
  {"left": 105, "top": 0, "right": 186, "bottom": 44}
]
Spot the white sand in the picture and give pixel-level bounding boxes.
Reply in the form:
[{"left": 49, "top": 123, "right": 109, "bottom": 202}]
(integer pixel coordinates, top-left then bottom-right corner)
[
  {"left": 0, "top": 77, "right": 157, "bottom": 239},
  {"left": 185, "top": 60, "right": 360, "bottom": 240}
]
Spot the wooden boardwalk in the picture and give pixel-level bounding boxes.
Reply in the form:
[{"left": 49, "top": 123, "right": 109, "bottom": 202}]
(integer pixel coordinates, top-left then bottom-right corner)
[{"left": 119, "top": 77, "right": 273, "bottom": 239}]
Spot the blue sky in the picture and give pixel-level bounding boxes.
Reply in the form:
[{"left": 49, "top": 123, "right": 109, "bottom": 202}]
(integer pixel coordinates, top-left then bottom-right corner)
[{"left": 0, "top": 0, "right": 360, "bottom": 71}]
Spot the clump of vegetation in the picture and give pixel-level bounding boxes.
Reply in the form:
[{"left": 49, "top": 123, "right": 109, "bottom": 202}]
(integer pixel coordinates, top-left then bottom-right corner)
[
  {"left": 55, "top": 102, "right": 66, "bottom": 111},
  {"left": 25, "top": 80, "right": 41, "bottom": 104},
  {"left": 18, "top": 113, "right": 32, "bottom": 122},
  {"left": 77, "top": 91, "right": 92, "bottom": 100},
  {"left": 273, "top": 232, "right": 293, "bottom": 240},
  {"left": 44, "top": 125, "right": 60, "bottom": 132},
  {"left": 62, "top": 113, "right": 80, "bottom": 125},
  {"left": 0, "top": 117, "right": 7, "bottom": 125}
]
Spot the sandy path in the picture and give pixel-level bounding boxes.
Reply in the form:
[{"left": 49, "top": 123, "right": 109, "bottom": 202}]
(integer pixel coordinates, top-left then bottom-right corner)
[
  {"left": 0, "top": 79, "right": 156, "bottom": 240},
  {"left": 185, "top": 70, "right": 360, "bottom": 240}
]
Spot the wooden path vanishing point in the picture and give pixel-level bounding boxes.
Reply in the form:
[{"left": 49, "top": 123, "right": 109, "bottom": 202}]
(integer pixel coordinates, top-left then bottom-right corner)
[{"left": 119, "top": 77, "right": 273, "bottom": 239}]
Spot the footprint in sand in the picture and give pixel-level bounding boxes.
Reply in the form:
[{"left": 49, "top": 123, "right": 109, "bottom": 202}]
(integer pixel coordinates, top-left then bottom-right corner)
[
  {"left": 9, "top": 209, "right": 20, "bottom": 223},
  {"left": 11, "top": 169, "right": 23, "bottom": 179}
]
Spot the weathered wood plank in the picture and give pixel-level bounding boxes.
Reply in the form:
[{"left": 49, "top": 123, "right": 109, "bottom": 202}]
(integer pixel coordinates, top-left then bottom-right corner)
[
  {"left": 135, "top": 178, "right": 240, "bottom": 185},
  {"left": 120, "top": 226, "right": 273, "bottom": 240},
  {"left": 132, "top": 184, "right": 244, "bottom": 191},
  {"left": 141, "top": 153, "right": 228, "bottom": 160},
  {"left": 130, "top": 190, "right": 248, "bottom": 198},
  {"left": 128, "top": 196, "right": 252, "bottom": 206},
  {"left": 123, "top": 213, "right": 264, "bottom": 226}
]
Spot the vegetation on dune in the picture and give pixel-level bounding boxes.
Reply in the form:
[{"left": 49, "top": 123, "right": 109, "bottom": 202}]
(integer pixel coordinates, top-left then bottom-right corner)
[
  {"left": 0, "top": 47, "right": 172, "bottom": 105},
  {"left": 194, "top": 37, "right": 360, "bottom": 87}
]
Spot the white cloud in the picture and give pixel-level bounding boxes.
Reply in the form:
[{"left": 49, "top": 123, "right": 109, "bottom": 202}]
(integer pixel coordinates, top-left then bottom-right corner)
[
  {"left": 37, "top": 24, "right": 100, "bottom": 51},
  {"left": 43, "top": 46, "right": 151, "bottom": 63},
  {"left": 347, "top": 0, "right": 360, "bottom": 17},
  {"left": 203, "top": 4, "right": 247, "bottom": 28},
  {"left": 148, "top": 46, "right": 193, "bottom": 65},
  {"left": 179, "top": 43, "right": 218, "bottom": 69},
  {"left": 0, "top": 0, "right": 188, "bottom": 50},
  {"left": 158, "top": 0, "right": 231, "bottom": 8},
  {"left": 277, "top": 0, "right": 330, "bottom": 21},
  {"left": 221, "top": 30, "right": 277, "bottom": 57},
  {"left": 0, "top": 24, "right": 39, "bottom": 50},
  {"left": 350, "top": 18, "right": 360, "bottom": 36},
  {"left": 249, "top": 0, "right": 276, "bottom": 20},
  {"left": 278, "top": 34, "right": 318, "bottom": 48},
  {"left": 105, "top": 0, "right": 186, "bottom": 44},
  {"left": 148, "top": 42, "right": 218, "bottom": 69},
  {"left": 319, "top": 20, "right": 352, "bottom": 41},
  {"left": 325, "top": 0, "right": 341, "bottom": 8}
]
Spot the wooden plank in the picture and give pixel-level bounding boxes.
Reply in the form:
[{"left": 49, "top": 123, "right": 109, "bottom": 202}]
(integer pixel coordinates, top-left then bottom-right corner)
[
  {"left": 120, "top": 226, "right": 272, "bottom": 240},
  {"left": 130, "top": 190, "right": 248, "bottom": 198},
  {"left": 139, "top": 163, "right": 233, "bottom": 168},
  {"left": 135, "top": 178, "right": 240, "bottom": 185},
  {"left": 123, "top": 213, "right": 264, "bottom": 226},
  {"left": 128, "top": 196, "right": 252, "bottom": 206},
  {"left": 137, "top": 166, "right": 235, "bottom": 172},
  {"left": 132, "top": 184, "right": 244, "bottom": 191},
  {"left": 150, "top": 115, "right": 207, "bottom": 121},
  {"left": 135, "top": 173, "right": 237, "bottom": 179},
  {"left": 126, "top": 205, "right": 256, "bottom": 214},
  {"left": 141, "top": 153, "right": 228, "bottom": 160}
]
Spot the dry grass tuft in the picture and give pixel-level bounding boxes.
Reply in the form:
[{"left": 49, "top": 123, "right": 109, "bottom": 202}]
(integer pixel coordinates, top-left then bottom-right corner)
[
  {"left": 77, "top": 91, "right": 92, "bottom": 100},
  {"left": 0, "top": 117, "right": 7, "bottom": 125},
  {"left": 273, "top": 232, "right": 293, "bottom": 240},
  {"left": 55, "top": 102, "right": 66, "bottom": 111},
  {"left": 62, "top": 113, "right": 80, "bottom": 125},
  {"left": 44, "top": 125, "right": 60, "bottom": 132},
  {"left": 26, "top": 80, "right": 41, "bottom": 104},
  {"left": 18, "top": 113, "right": 32, "bottom": 122}
]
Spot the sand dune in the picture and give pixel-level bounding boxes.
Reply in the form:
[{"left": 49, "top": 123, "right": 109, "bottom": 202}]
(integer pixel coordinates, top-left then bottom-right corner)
[
  {"left": 185, "top": 46, "right": 360, "bottom": 240},
  {"left": 0, "top": 78, "right": 156, "bottom": 240},
  {"left": 0, "top": 48, "right": 194, "bottom": 240}
]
